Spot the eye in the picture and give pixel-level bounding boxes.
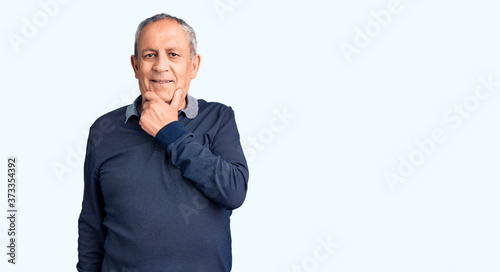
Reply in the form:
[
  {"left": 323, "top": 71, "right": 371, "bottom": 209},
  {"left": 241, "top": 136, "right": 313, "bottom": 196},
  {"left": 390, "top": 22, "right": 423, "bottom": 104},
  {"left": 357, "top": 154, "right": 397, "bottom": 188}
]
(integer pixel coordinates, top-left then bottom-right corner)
[
  {"left": 169, "top": 53, "right": 178, "bottom": 57},
  {"left": 144, "top": 53, "right": 155, "bottom": 58}
]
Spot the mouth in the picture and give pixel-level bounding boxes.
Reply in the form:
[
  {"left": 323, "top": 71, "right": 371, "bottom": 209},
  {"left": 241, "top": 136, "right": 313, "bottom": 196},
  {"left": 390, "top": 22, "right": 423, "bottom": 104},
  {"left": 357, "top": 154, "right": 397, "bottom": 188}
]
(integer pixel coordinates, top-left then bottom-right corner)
[{"left": 151, "top": 79, "right": 174, "bottom": 84}]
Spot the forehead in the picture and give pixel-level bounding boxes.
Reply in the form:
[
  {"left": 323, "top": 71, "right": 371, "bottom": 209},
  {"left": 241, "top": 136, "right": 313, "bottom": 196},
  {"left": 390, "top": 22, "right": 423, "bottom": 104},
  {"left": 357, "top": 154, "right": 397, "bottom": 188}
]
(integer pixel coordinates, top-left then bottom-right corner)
[{"left": 138, "top": 19, "right": 189, "bottom": 50}]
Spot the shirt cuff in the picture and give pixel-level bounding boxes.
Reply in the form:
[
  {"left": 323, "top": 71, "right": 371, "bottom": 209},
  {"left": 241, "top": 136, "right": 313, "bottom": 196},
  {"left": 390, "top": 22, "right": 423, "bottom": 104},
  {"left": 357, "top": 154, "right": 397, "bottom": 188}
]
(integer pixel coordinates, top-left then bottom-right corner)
[{"left": 155, "top": 121, "right": 189, "bottom": 148}]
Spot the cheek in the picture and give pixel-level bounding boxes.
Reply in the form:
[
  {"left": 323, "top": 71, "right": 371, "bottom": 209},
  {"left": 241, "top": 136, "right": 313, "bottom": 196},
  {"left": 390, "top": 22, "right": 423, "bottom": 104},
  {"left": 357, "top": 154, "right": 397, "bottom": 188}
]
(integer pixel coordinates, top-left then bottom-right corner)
[
  {"left": 173, "top": 64, "right": 190, "bottom": 78},
  {"left": 138, "top": 70, "right": 151, "bottom": 84},
  {"left": 177, "top": 68, "right": 193, "bottom": 84},
  {"left": 137, "top": 62, "right": 151, "bottom": 75},
  {"left": 139, "top": 66, "right": 149, "bottom": 76}
]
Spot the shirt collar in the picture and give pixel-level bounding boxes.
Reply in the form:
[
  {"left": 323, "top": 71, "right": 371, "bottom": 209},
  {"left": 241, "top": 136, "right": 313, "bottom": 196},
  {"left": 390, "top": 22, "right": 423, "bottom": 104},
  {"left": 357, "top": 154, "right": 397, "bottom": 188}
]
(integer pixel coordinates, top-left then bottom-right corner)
[{"left": 125, "top": 94, "right": 199, "bottom": 123}]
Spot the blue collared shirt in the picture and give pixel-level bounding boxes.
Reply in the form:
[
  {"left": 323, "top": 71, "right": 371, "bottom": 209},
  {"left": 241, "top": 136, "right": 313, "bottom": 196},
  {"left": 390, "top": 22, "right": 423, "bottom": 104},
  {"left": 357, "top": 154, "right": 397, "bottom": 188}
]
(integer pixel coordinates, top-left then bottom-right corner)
[{"left": 77, "top": 94, "right": 249, "bottom": 272}]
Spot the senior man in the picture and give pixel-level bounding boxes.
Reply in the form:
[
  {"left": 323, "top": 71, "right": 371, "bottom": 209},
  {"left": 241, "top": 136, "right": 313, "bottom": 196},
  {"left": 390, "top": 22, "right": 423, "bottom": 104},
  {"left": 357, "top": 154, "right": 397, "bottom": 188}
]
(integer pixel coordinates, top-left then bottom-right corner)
[{"left": 77, "top": 13, "right": 249, "bottom": 272}]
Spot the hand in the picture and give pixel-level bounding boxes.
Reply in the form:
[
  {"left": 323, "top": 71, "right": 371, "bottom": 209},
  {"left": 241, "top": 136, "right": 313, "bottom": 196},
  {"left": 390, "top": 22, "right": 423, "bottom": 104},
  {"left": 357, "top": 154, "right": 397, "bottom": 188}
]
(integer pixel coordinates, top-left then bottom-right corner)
[{"left": 139, "top": 89, "right": 184, "bottom": 137}]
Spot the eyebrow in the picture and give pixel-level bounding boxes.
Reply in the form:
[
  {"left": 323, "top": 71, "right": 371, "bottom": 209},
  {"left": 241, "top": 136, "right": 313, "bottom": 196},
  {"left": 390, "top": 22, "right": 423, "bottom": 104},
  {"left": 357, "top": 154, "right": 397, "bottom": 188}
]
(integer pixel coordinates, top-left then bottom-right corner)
[{"left": 141, "top": 48, "right": 158, "bottom": 54}]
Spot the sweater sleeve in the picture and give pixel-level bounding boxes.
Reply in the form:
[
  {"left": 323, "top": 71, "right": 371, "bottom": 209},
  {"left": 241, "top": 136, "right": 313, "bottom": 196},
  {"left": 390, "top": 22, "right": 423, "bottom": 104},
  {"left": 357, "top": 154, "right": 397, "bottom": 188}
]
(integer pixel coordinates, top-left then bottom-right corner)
[
  {"left": 77, "top": 135, "right": 107, "bottom": 271},
  {"left": 155, "top": 107, "right": 249, "bottom": 210}
]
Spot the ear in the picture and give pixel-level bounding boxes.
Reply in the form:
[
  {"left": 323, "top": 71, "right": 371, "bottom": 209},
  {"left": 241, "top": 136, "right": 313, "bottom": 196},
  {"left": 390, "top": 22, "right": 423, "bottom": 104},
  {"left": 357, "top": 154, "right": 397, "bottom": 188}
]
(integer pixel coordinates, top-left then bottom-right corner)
[
  {"left": 130, "top": 55, "right": 139, "bottom": 79},
  {"left": 190, "top": 54, "right": 201, "bottom": 79}
]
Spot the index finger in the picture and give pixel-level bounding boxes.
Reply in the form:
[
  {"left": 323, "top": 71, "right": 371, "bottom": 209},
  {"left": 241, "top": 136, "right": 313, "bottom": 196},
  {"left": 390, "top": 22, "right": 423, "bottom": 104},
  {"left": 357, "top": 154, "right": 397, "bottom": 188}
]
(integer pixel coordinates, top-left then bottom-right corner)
[{"left": 169, "top": 89, "right": 184, "bottom": 109}]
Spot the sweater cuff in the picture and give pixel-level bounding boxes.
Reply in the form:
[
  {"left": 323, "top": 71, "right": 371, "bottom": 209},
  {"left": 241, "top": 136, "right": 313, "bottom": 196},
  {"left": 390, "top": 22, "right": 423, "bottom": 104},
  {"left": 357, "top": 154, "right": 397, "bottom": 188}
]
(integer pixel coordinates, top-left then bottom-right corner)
[{"left": 155, "top": 121, "right": 189, "bottom": 148}]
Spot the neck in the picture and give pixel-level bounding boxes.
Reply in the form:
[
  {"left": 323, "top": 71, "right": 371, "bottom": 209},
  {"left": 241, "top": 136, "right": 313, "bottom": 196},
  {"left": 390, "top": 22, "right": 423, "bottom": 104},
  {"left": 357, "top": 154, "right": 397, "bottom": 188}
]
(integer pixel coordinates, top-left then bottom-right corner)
[{"left": 178, "top": 97, "right": 187, "bottom": 111}]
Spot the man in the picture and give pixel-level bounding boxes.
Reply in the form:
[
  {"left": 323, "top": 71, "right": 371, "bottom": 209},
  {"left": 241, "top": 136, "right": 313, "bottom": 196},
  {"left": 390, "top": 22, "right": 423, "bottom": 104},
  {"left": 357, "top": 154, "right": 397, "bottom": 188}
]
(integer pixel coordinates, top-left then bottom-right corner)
[{"left": 77, "top": 13, "right": 249, "bottom": 272}]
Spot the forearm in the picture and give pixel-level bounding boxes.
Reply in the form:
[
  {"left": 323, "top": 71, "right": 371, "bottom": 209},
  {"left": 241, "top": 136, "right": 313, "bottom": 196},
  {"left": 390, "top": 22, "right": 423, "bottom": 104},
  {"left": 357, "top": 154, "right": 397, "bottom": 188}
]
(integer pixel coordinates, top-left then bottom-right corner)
[{"left": 156, "top": 121, "right": 249, "bottom": 210}]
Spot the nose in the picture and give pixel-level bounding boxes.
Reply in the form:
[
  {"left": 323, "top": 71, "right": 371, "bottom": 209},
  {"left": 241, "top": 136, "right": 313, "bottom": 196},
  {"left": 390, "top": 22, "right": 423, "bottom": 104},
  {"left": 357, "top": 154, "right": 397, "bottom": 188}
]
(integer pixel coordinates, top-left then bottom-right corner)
[{"left": 153, "top": 53, "right": 169, "bottom": 72}]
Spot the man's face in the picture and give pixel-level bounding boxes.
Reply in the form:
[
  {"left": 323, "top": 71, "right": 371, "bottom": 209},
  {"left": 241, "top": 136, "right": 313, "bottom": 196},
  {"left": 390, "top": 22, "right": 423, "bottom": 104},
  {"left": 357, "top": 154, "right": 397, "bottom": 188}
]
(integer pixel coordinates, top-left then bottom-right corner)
[{"left": 131, "top": 19, "right": 200, "bottom": 106}]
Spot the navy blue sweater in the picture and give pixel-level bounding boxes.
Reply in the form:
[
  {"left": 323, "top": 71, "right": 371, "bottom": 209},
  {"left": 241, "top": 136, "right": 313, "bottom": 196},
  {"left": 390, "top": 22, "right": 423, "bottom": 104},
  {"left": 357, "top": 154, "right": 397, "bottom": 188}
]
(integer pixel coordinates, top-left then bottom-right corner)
[{"left": 77, "top": 95, "right": 249, "bottom": 272}]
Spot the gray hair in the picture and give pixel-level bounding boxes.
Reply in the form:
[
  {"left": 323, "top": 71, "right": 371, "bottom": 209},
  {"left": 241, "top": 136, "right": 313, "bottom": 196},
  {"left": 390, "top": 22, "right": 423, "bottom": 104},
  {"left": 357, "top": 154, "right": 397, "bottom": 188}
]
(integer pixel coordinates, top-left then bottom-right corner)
[{"left": 134, "top": 13, "right": 197, "bottom": 60}]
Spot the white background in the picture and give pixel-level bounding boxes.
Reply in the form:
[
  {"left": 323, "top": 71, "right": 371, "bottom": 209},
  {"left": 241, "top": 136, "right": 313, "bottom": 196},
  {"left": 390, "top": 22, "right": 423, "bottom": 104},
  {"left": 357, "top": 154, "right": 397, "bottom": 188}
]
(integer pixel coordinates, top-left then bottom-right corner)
[{"left": 1, "top": 0, "right": 500, "bottom": 271}]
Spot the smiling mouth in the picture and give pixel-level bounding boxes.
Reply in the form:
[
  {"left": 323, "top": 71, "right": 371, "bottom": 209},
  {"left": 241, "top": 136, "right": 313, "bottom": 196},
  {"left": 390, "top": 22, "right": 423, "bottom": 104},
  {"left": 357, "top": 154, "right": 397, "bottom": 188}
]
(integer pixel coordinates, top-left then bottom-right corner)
[{"left": 151, "top": 80, "right": 173, "bottom": 84}]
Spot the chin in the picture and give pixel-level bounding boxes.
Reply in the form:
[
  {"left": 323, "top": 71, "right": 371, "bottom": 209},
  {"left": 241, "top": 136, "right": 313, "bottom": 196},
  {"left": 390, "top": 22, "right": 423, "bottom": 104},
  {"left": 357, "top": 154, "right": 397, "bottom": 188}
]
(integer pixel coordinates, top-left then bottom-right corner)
[{"left": 153, "top": 90, "right": 174, "bottom": 102}]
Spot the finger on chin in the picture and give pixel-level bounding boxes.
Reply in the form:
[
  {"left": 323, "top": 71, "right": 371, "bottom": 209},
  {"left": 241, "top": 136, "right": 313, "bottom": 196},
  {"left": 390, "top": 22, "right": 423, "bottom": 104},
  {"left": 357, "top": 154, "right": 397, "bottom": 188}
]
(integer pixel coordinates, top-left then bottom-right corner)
[{"left": 169, "top": 89, "right": 182, "bottom": 108}]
